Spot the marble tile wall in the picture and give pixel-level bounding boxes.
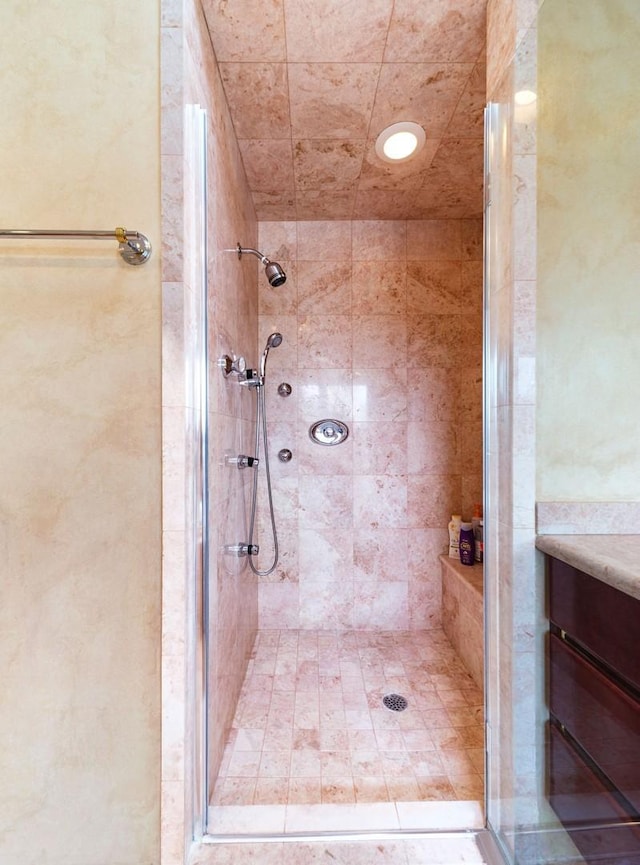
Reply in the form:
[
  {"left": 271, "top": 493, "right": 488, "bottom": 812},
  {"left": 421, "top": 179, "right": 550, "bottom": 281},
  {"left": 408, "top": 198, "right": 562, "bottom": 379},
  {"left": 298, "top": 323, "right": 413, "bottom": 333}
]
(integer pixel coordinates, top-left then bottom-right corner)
[
  {"left": 185, "top": 5, "right": 259, "bottom": 809},
  {"left": 192, "top": 0, "right": 261, "bottom": 824},
  {"left": 1, "top": 3, "right": 162, "bottom": 865},
  {"left": 440, "top": 557, "right": 484, "bottom": 690},
  {"left": 255, "top": 218, "right": 483, "bottom": 631},
  {"left": 537, "top": 501, "right": 640, "bottom": 534},
  {"left": 201, "top": 0, "right": 486, "bottom": 222},
  {"left": 485, "top": 2, "right": 557, "bottom": 862},
  {"left": 487, "top": 0, "right": 542, "bottom": 97},
  {"left": 161, "top": 0, "right": 259, "bottom": 861},
  {"left": 161, "top": 3, "right": 189, "bottom": 862}
]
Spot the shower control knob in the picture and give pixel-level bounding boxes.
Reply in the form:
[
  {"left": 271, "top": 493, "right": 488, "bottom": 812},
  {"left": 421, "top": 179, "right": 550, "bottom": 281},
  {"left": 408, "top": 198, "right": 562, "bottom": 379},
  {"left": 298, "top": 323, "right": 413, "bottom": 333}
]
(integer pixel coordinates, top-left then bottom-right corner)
[
  {"left": 219, "top": 354, "right": 246, "bottom": 377},
  {"left": 226, "top": 454, "right": 259, "bottom": 469},
  {"left": 223, "top": 543, "right": 259, "bottom": 557},
  {"left": 277, "top": 382, "right": 292, "bottom": 397},
  {"left": 278, "top": 448, "right": 293, "bottom": 463}
]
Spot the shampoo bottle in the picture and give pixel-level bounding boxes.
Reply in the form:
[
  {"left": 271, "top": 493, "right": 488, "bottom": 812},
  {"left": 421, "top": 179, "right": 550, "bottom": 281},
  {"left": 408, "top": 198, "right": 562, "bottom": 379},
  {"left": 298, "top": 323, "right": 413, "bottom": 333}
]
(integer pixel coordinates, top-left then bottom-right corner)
[
  {"left": 472, "top": 503, "right": 483, "bottom": 563},
  {"left": 448, "top": 514, "right": 462, "bottom": 558},
  {"left": 459, "top": 522, "right": 475, "bottom": 566},
  {"left": 474, "top": 519, "right": 484, "bottom": 563}
]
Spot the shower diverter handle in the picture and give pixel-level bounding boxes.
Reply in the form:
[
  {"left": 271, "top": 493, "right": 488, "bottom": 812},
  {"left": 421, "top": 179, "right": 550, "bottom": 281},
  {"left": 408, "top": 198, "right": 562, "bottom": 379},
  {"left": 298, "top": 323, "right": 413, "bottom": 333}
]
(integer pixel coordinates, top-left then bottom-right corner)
[
  {"left": 237, "top": 368, "right": 261, "bottom": 387},
  {"left": 309, "top": 418, "right": 349, "bottom": 446}
]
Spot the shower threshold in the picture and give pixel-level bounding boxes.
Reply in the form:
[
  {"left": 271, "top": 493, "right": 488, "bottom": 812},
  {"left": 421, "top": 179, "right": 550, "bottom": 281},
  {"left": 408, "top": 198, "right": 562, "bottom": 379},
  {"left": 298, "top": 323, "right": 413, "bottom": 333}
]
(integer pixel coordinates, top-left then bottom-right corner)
[
  {"left": 193, "top": 828, "right": 501, "bottom": 865},
  {"left": 207, "top": 797, "right": 483, "bottom": 835}
]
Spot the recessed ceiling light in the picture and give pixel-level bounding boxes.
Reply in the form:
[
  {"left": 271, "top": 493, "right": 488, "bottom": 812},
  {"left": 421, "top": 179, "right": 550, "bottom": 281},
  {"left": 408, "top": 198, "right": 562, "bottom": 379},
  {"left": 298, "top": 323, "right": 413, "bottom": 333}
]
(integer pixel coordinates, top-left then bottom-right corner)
[
  {"left": 515, "top": 89, "right": 537, "bottom": 106},
  {"left": 375, "top": 121, "right": 426, "bottom": 164}
]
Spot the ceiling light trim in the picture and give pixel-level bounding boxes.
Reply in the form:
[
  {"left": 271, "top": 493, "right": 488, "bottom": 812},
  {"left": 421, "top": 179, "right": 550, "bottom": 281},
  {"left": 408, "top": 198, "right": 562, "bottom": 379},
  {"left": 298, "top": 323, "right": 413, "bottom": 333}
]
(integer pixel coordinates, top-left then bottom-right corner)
[{"left": 375, "top": 121, "right": 426, "bottom": 164}]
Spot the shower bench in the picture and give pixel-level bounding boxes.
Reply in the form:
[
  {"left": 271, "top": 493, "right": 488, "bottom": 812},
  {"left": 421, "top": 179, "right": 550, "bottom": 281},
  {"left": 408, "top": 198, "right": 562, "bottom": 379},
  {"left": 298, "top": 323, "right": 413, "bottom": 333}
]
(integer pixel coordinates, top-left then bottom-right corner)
[{"left": 439, "top": 555, "right": 484, "bottom": 690}]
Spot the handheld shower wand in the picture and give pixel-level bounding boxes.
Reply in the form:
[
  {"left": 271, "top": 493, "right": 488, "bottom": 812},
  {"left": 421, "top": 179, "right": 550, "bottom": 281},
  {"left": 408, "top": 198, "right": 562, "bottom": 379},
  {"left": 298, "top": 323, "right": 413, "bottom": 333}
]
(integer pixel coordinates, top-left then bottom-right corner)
[
  {"left": 247, "top": 332, "right": 283, "bottom": 577},
  {"left": 237, "top": 243, "right": 287, "bottom": 287},
  {"left": 260, "top": 332, "right": 283, "bottom": 379}
]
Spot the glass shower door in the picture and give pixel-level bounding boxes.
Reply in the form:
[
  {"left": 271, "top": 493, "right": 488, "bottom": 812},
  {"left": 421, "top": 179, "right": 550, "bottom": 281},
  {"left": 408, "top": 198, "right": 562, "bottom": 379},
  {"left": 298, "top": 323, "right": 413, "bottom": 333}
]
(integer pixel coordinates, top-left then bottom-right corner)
[{"left": 185, "top": 102, "right": 210, "bottom": 838}]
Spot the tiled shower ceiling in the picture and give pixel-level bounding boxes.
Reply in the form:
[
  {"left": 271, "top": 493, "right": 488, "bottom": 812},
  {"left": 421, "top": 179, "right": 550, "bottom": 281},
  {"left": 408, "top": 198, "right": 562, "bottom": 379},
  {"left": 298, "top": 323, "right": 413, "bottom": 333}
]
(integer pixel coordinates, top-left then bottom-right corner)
[{"left": 203, "top": 0, "right": 487, "bottom": 221}]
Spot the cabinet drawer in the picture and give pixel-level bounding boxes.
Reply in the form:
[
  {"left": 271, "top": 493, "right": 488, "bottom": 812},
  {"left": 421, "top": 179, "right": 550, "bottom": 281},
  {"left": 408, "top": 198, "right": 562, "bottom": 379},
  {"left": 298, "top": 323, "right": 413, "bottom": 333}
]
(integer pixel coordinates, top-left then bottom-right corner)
[
  {"left": 549, "top": 722, "right": 640, "bottom": 864},
  {"left": 549, "top": 633, "right": 640, "bottom": 814},
  {"left": 547, "top": 556, "right": 640, "bottom": 692}
]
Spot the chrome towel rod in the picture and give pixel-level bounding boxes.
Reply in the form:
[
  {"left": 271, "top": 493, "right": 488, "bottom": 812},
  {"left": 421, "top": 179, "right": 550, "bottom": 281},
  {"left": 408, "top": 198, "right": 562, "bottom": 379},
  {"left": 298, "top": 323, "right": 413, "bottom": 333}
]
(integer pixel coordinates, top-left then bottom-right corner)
[{"left": 0, "top": 227, "right": 152, "bottom": 266}]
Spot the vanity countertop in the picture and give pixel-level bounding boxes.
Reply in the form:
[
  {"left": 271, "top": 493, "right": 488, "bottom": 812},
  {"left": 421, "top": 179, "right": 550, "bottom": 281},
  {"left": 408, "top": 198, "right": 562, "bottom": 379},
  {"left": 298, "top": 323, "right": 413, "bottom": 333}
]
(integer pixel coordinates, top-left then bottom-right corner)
[{"left": 535, "top": 534, "right": 640, "bottom": 601}]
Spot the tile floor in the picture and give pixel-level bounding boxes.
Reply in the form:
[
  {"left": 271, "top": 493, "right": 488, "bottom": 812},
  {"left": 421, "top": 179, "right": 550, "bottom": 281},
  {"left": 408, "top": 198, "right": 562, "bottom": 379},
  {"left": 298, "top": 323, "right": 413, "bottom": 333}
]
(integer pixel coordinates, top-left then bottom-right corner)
[{"left": 211, "top": 628, "right": 484, "bottom": 813}]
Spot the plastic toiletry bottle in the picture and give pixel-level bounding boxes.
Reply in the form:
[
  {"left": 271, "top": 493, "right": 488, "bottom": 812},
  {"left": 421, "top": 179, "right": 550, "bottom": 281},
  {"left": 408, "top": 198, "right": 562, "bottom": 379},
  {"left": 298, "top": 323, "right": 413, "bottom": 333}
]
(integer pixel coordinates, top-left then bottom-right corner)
[
  {"left": 471, "top": 502, "right": 482, "bottom": 531},
  {"left": 471, "top": 502, "right": 483, "bottom": 563},
  {"left": 459, "top": 522, "right": 475, "bottom": 565},
  {"left": 471, "top": 503, "right": 481, "bottom": 536},
  {"left": 474, "top": 519, "right": 484, "bottom": 563},
  {"left": 448, "top": 514, "right": 462, "bottom": 558}
]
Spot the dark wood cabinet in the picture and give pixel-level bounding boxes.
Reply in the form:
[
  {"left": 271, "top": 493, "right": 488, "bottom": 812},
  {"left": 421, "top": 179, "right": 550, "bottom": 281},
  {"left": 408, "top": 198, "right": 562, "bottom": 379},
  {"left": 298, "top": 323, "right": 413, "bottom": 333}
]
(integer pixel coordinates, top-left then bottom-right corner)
[
  {"left": 548, "top": 556, "right": 640, "bottom": 692},
  {"left": 548, "top": 723, "right": 640, "bottom": 864},
  {"left": 547, "top": 554, "right": 640, "bottom": 864}
]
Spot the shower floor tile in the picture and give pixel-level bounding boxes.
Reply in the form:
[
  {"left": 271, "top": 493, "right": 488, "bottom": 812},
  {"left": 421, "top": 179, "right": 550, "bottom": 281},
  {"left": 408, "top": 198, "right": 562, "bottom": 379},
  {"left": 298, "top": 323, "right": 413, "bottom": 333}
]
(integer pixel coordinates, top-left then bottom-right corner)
[{"left": 211, "top": 628, "right": 484, "bottom": 813}]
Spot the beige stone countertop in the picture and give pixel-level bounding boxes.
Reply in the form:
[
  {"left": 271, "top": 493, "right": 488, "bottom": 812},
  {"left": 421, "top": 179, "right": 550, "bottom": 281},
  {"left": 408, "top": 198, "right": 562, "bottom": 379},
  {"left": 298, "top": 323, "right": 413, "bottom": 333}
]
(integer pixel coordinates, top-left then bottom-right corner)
[{"left": 535, "top": 534, "right": 640, "bottom": 601}]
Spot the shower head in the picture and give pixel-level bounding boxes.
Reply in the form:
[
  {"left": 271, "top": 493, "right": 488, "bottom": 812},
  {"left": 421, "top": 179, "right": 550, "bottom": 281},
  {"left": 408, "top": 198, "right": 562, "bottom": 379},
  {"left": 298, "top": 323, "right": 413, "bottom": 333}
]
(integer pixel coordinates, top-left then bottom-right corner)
[
  {"left": 266, "top": 332, "right": 283, "bottom": 348},
  {"left": 237, "top": 244, "right": 287, "bottom": 287},
  {"left": 259, "top": 332, "right": 283, "bottom": 379},
  {"left": 264, "top": 261, "right": 287, "bottom": 288}
]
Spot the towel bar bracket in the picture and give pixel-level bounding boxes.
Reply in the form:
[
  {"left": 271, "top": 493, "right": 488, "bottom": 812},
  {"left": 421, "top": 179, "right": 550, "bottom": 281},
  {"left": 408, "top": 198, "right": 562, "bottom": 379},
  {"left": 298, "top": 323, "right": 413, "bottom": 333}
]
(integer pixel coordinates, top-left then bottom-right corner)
[{"left": 116, "top": 229, "right": 152, "bottom": 266}]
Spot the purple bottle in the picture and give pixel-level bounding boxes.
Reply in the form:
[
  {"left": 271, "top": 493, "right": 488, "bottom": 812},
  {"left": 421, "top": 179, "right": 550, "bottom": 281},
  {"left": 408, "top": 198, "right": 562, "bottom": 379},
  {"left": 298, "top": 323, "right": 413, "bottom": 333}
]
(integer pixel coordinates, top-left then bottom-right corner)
[{"left": 459, "top": 522, "right": 475, "bottom": 566}]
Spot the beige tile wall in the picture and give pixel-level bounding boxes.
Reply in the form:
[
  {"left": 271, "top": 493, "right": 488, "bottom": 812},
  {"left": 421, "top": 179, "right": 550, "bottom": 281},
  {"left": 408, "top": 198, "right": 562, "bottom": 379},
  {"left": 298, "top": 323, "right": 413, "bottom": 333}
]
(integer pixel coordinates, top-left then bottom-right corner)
[
  {"left": 255, "top": 218, "right": 483, "bottom": 631},
  {"left": 161, "top": 4, "right": 189, "bottom": 861},
  {"left": 441, "top": 556, "right": 484, "bottom": 690},
  {"left": 161, "top": 0, "right": 260, "bottom": 859},
  {"left": 186, "top": 6, "right": 260, "bottom": 803},
  {"left": 484, "top": 1, "right": 564, "bottom": 861}
]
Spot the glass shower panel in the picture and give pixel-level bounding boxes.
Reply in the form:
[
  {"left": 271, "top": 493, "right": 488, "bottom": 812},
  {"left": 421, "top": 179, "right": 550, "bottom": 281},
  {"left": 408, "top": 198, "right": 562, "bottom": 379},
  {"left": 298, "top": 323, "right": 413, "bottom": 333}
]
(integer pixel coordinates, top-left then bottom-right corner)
[
  {"left": 484, "top": 97, "right": 511, "bottom": 859},
  {"left": 484, "top": 24, "right": 570, "bottom": 865},
  {"left": 483, "top": 24, "right": 558, "bottom": 864},
  {"left": 184, "top": 103, "right": 210, "bottom": 837}
]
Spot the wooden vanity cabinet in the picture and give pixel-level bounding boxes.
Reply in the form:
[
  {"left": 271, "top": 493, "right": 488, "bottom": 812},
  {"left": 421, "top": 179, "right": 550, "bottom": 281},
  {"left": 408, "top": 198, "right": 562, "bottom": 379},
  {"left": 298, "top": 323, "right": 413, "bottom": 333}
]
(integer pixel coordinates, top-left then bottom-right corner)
[
  {"left": 548, "top": 556, "right": 640, "bottom": 691},
  {"left": 547, "top": 555, "right": 640, "bottom": 864},
  {"left": 548, "top": 723, "right": 640, "bottom": 864}
]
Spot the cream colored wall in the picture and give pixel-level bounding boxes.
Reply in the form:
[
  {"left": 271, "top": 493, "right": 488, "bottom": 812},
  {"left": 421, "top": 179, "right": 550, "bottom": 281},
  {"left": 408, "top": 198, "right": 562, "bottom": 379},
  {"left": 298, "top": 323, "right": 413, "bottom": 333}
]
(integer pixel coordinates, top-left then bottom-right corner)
[
  {"left": 0, "top": 3, "right": 162, "bottom": 864},
  {"left": 537, "top": 0, "right": 640, "bottom": 501}
]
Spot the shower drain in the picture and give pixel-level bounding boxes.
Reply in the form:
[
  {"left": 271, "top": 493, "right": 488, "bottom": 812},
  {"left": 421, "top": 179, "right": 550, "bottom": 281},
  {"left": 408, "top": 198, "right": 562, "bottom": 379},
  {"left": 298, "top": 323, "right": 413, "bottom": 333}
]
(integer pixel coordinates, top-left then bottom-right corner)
[{"left": 382, "top": 693, "right": 408, "bottom": 712}]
